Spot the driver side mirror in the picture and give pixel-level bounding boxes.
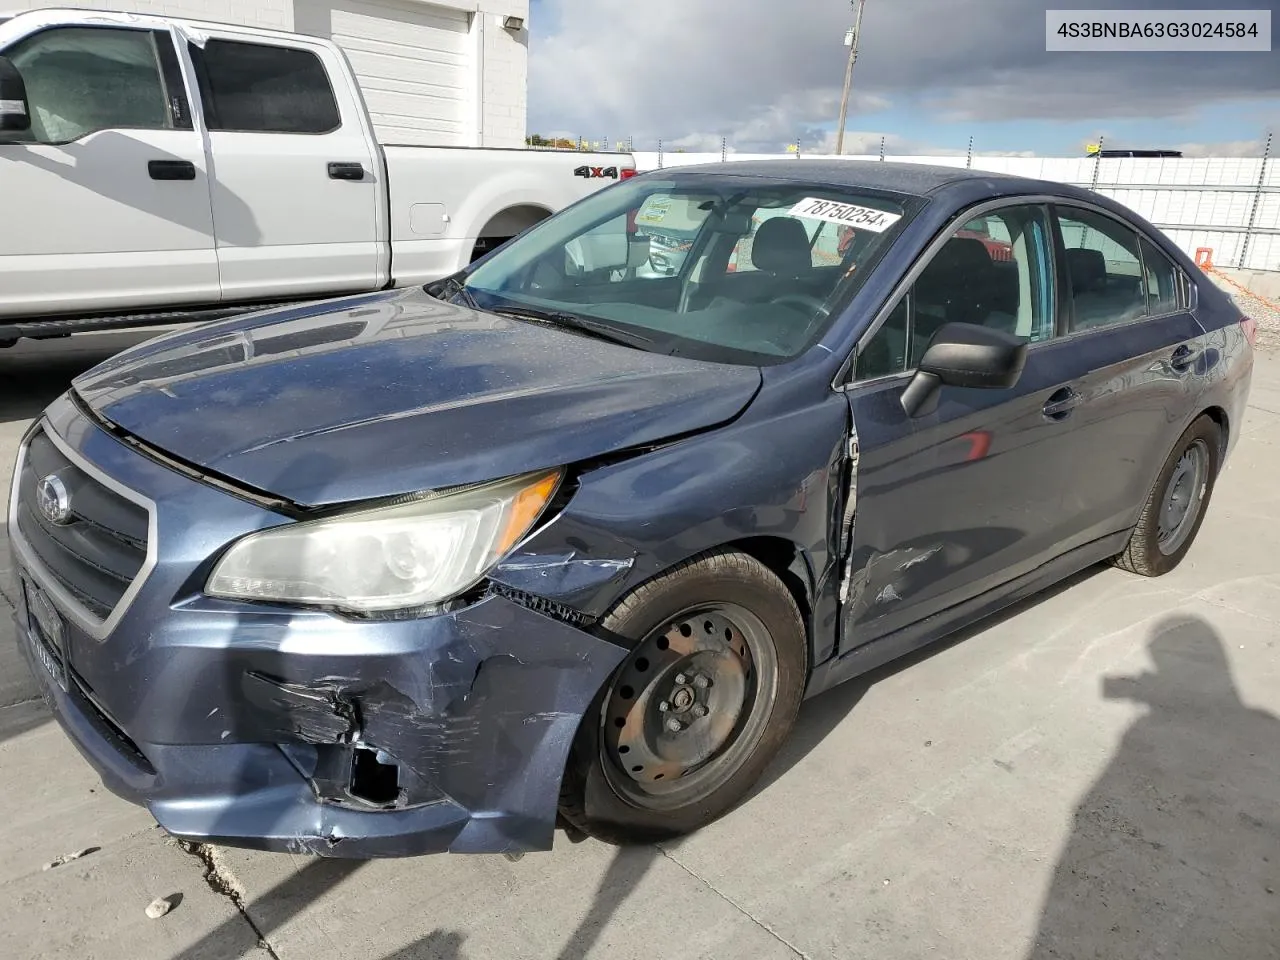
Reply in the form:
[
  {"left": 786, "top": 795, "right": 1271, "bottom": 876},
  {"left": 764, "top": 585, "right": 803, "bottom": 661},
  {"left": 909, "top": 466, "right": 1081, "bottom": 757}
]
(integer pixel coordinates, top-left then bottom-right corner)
[
  {"left": 0, "top": 57, "right": 31, "bottom": 133},
  {"left": 900, "top": 322, "right": 1028, "bottom": 418}
]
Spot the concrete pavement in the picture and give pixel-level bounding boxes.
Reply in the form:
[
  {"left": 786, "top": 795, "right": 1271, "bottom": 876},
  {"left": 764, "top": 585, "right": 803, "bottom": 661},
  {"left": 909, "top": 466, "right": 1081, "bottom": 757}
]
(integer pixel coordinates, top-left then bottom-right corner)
[{"left": 2, "top": 331, "right": 1279, "bottom": 960}]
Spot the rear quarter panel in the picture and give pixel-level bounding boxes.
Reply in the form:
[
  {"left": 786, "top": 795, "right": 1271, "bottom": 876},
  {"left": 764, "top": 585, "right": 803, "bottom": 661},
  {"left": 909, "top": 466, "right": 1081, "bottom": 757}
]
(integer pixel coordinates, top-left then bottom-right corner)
[{"left": 1185, "top": 273, "right": 1254, "bottom": 462}]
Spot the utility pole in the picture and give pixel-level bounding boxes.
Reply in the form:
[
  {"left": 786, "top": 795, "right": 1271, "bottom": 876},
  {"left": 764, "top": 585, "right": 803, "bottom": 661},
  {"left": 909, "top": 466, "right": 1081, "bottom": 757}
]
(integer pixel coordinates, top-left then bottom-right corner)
[{"left": 835, "top": 0, "right": 867, "bottom": 155}]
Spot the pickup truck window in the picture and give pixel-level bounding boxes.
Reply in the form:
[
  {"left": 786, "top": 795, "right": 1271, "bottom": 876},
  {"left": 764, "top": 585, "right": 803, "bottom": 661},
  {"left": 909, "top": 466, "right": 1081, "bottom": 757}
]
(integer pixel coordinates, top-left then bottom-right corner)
[
  {"left": 190, "top": 39, "right": 340, "bottom": 135},
  {"left": 3, "top": 27, "right": 173, "bottom": 143}
]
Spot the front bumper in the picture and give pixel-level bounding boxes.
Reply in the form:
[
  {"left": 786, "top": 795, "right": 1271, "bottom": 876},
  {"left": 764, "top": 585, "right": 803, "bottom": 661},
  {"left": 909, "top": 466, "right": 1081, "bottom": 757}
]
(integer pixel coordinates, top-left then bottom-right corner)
[{"left": 9, "top": 397, "right": 627, "bottom": 857}]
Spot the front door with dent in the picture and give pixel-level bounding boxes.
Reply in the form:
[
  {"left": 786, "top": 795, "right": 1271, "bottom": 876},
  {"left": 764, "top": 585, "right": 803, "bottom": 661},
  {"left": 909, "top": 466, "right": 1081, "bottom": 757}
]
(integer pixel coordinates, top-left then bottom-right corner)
[{"left": 839, "top": 203, "right": 1077, "bottom": 648}]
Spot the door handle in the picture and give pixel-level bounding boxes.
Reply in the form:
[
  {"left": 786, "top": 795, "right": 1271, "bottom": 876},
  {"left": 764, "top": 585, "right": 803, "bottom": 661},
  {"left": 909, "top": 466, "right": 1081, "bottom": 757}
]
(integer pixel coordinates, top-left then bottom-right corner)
[
  {"left": 328, "top": 162, "right": 365, "bottom": 181},
  {"left": 148, "top": 160, "right": 196, "bottom": 181},
  {"left": 1169, "top": 344, "right": 1203, "bottom": 373},
  {"left": 1043, "top": 386, "right": 1081, "bottom": 421}
]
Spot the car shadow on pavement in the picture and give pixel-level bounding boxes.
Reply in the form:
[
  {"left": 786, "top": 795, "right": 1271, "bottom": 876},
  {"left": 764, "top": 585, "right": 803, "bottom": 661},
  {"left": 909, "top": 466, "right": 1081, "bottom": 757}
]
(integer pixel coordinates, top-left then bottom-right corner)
[
  {"left": 365, "top": 847, "right": 660, "bottom": 960},
  {"left": 753, "top": 565, "right": 1106, "bottom": 798},
  {"left": 1026, "top": 614, "right": 1280, "bottom": 959},
  {"left": 0, "top": 334, "right": 158, "bottom": 425},
  {"left": 373, "top": 929, "right": 469, "bottom": 960},
  {"left": 166, "top": 858, "right": 367, "bottom": 960},
  {"left": 473, "top": 571, "right": 1110, "bottom": 960},
  {"left": 0, "top": 697, "right": 50, "bottom": 745},
  {"left": 553, "top": 846, "right": 660, "bottom": 960}
]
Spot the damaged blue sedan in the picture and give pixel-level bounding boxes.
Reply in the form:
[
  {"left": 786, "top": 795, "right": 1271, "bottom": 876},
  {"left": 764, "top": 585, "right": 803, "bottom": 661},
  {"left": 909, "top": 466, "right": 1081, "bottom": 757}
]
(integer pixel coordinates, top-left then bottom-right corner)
[{"left": 9, "top": 161, "right": 1254, "bottom": 857}]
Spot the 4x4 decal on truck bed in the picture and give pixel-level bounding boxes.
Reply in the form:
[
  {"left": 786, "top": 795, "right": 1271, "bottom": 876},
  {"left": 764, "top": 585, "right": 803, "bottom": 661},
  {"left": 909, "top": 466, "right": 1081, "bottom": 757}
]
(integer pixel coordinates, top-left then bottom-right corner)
[{"left": 574, "top": 165, "right": 621, "bottom": 179}]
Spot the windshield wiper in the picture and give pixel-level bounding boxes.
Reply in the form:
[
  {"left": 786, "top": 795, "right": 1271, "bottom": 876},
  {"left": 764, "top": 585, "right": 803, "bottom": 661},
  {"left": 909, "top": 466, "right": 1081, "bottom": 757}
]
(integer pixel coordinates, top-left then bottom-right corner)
[
  {"left": 496, "top": 306, "right": 655, "bottom": 350},
  {"left": 426, "top": 272, "right": 481, "bottom": 309},
  {"left": 447, "top": 277, "right": 480, "bottom": 309}
]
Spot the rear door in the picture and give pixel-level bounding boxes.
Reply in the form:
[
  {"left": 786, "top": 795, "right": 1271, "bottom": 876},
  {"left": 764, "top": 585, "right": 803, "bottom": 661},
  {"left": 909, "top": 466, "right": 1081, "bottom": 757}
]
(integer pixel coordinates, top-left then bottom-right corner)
[
  {"left": 0, "top": 22, "right": 217, "bottom": 317},
  {"left": 1035, "top": 204, "right": 1206, "bottom": 554},
  {"left": 185, "top": 31, "right": 382, "bottom": 301},
  {"left": 839, "top": 202, "right": 1075, "bottom": 645}
]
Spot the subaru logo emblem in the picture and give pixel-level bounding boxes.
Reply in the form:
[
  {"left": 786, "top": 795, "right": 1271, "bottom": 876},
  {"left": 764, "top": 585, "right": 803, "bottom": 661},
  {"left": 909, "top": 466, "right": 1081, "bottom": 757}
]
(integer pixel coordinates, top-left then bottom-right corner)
[{"left": 36, "top": 474, "right": 72, "bottom": 525}]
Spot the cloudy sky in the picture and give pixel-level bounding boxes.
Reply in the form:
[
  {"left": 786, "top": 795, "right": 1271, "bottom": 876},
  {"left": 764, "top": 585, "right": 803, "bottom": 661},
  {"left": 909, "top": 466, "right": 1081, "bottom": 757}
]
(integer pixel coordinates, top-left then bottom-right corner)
[{"left": 526, "top": 0, "right": 1279, "bottom": 156}]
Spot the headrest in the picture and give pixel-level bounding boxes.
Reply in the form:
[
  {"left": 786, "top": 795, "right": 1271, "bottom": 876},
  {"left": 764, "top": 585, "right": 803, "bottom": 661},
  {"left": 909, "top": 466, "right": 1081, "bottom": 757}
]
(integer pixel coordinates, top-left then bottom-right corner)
[
  {"left": 916, "top": 236, "right": 993, "bottom": 297},
  {"left": 751, "top": 217, "right": 812, "bottom": 274},
  {"left": 936, "top": 236, "right": 993, "bottom": 273},
  {"left": 1066, "top": 248, "right": 1106, "bottom": 293}
]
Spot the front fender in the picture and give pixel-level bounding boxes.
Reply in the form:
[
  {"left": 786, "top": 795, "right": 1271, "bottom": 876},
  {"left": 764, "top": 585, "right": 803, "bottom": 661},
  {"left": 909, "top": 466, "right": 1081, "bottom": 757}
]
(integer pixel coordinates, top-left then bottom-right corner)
[{"left": 489, "top": 395, "right": 851, "bottom": 666}]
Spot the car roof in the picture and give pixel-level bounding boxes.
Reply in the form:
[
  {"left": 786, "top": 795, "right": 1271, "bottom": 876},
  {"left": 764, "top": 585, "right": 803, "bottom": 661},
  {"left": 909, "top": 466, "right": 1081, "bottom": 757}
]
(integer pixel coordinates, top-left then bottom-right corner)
[{"left": 656, "top": 158, "right": 1058, "bottom": 199}]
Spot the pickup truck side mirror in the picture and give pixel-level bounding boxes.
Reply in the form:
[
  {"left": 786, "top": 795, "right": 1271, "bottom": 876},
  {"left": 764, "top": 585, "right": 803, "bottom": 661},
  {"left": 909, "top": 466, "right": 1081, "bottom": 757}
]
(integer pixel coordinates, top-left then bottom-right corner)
[
  {"left": 0, "top": 57, "right": 32, "bottom": 133},
  {"left": 900, "top": 322, "right": 1028, "bottom": 418}
]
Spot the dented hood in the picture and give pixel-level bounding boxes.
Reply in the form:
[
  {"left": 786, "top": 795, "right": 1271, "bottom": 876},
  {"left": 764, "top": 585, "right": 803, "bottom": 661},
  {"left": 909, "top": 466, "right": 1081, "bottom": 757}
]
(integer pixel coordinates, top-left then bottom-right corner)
[{"left": 71, "top": 289, "right": 762, "bottom": 506}]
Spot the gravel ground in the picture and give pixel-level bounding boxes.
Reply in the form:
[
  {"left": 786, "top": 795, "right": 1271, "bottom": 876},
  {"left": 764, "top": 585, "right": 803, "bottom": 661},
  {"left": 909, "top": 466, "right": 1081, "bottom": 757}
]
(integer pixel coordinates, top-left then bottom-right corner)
[{"left": 1208, "top": 270, "right": 1280, "bottom": 351}]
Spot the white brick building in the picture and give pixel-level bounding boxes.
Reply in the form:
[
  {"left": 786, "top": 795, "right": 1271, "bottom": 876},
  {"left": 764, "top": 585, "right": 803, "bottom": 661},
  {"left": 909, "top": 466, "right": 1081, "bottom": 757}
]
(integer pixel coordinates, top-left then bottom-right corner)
[{"left": 3, "top": 0, "right": 529, "bottom": 146}]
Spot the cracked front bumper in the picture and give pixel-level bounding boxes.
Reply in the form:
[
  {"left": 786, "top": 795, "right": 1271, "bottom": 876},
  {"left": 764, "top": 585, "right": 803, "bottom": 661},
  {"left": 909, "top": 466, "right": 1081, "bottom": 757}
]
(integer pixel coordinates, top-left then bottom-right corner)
[
  {"left": 12, "top": 588, "right": 625, "bottom": 857},
  {"left": 9, "top": 398, "right": 627, "bottom": 858}
]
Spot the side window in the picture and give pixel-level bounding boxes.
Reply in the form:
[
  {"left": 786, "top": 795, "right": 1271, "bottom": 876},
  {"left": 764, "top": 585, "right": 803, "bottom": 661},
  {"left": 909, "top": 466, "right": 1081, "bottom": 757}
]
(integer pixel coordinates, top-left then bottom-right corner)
[
  {"left": 5, "top": 27, "right": 172, "bottom": 143},
  {"left": 1139, "top": 236, "right": 1182, "bottom": 316},
  {"left": 811, "top": 220, "right": 856, "bottom": 267},
  {"left": 929, "top": 205, "right": 1055, "bottom": 355},
  {"left": 193, "top": 39, "right": 339, "bottom": 134},
  {"left": 855, "top": 204, "right": 1055, "bottom": 381},
  {"left": 1057, "top": 208, "right": 1148, "bottom": 332},
  {"left": 857, "top": 297, "right": 910, "bottom": 379}
]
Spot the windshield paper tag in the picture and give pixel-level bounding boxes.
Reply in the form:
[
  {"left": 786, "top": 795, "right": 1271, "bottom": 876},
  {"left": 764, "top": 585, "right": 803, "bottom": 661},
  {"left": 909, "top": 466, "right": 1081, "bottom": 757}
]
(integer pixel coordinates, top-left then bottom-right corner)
[
  {"left": 789, "top": 198, "right": 901, "bottom": 233},
  {"left": 0, "top": 100, "right": 27, "bottom": 116}
]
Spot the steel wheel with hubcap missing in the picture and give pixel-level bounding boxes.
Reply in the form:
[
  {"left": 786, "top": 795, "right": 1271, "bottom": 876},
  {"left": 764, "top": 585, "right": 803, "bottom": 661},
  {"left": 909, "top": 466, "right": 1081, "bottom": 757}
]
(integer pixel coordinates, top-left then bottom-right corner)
[
  {"left": 1157, "top": 438, "right": 1209, "bottom": 556},
  {"left": 559, "top": 549, "right": 806, "bottom": 845},
  {"left": 601, "top": 603, "right": 778, "bottom": 811},
  {"left": 1113, "top": 415, "right": 1221, "bottom": 578}
]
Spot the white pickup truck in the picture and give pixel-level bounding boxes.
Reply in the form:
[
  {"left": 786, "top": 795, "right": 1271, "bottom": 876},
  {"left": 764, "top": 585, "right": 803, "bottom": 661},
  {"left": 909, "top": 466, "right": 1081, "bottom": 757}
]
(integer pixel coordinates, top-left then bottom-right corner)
[{"left": 0, "top": 7, "right": 634, "bottom": 345}]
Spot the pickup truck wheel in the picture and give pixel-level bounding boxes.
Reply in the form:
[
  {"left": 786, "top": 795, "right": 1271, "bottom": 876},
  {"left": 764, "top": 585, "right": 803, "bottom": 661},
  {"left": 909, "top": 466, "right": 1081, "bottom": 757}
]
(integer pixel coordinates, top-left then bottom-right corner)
[
  {"left": 470, "top": 236, "right": 513, "bottom": 262},
  {"left": 559, "top": 549, "right": 806, "bottom": 845},
  {"left": 1112, "top": 415, "right": 1221, "bottom": 577}
]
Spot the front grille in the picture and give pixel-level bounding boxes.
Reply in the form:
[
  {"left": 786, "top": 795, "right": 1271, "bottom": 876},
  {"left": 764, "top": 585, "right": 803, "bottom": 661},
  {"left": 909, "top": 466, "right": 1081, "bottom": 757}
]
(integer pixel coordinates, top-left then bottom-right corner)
[{"left": 15, "top": 427, "right": 149, "bottom": 621}]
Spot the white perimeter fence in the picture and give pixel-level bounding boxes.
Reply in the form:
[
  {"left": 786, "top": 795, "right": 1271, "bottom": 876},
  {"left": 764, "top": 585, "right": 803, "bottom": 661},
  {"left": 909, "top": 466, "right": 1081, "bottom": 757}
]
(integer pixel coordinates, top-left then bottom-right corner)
[{"left": 631, "top": 152, "right": 1280, "bottom": 273}]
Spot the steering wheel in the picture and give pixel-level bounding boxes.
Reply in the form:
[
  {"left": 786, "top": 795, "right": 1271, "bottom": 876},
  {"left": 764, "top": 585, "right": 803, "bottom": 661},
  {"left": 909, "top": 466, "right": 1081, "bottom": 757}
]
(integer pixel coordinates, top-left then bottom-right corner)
[{"left": 773, "top": 293, "right": 828, "bottom": 315}]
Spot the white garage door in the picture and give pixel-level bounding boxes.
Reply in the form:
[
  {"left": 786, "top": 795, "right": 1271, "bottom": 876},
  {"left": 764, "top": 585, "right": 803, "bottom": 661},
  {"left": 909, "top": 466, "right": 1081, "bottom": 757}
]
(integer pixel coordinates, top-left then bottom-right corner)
[{"left": 323, "top": 0, "right": 472, "bottom": 146}]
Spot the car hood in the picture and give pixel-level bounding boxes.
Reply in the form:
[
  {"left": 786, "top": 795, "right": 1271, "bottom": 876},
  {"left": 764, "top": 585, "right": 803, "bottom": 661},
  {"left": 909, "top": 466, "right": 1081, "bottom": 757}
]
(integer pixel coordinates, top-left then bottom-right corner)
[{"left": 71, "top": 289, "right": 762, "bottom": 506}]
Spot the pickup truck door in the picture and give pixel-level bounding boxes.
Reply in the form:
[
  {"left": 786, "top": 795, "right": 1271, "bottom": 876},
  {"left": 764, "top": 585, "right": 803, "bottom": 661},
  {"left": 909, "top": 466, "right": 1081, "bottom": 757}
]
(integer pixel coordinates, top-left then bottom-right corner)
[
  {"left": 182, "top": 31, "right": 384, "bottom": 301},
  {"left": 0, "top": 23, "right": 219, "bottom": 318}
]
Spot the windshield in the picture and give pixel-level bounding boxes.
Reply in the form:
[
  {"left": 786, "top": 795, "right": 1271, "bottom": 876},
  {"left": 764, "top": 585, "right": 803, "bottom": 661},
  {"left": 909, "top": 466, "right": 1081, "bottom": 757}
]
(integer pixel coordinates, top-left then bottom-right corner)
[{"left": 462, "top": 173, "right": 913, "bottom": 365}]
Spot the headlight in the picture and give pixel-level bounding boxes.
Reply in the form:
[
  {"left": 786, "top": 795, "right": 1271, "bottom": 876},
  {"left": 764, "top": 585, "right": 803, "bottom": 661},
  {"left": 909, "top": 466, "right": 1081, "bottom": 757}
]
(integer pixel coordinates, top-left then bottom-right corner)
[{"left": 206, "top": 469, "right": 562, "bottom": 614}]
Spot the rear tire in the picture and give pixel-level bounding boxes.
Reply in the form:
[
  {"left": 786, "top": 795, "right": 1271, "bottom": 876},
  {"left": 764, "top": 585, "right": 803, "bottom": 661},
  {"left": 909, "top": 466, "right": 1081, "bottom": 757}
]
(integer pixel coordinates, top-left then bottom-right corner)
[
  {"left": 559, "top": 549, "right": 806, "bottom": 846},
  {"left": 1112, "top": 415, "right": 1221, "bottom": 577}
]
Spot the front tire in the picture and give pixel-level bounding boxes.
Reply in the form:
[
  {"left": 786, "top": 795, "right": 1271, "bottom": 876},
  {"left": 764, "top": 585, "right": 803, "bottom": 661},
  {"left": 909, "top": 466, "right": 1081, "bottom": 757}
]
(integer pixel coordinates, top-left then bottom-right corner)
[
  {"left": 559, "top": 549, "right": 807, "bottom": 845},
  {"left": 1112, "top": 415, "right": 1221, "bottom": 577}
]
